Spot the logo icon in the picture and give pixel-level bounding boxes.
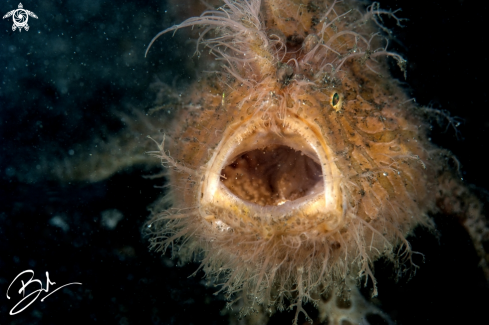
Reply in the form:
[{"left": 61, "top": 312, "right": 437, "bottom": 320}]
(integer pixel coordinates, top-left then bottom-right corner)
[{"left": 3, "top": 3, "right": 38, "bottom": 32}]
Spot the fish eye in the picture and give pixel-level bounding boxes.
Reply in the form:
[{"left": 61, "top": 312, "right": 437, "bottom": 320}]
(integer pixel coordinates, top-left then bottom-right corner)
[
  {"left": 331, "top": 92, "right": 343, "bottom": 111},
  {"left": 332, "top": 93, "right": 339, "bottom": 106}
]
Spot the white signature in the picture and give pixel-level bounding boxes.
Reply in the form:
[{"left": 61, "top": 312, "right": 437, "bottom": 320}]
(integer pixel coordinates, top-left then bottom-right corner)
[{"left": 6, "top": 270, "right": 82, "bottom": 315}]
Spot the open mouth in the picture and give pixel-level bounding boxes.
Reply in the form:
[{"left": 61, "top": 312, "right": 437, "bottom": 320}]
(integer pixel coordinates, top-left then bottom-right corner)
[
  {"left": 220, "top": 144, "right": 323, "bottom": 206},
  {"left": 200, "top": 115, "right": 342, "bottom": 224}
]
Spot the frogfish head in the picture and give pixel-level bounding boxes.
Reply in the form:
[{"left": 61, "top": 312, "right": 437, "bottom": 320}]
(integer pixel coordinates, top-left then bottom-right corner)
[{"left": 146, "top": 0, "right": 441, "bottom": 320}]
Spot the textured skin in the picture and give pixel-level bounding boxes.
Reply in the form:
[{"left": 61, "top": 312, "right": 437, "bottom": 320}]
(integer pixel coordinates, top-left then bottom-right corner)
[{"left": 144, "top": 0, "right": 486, "bottom": 323}]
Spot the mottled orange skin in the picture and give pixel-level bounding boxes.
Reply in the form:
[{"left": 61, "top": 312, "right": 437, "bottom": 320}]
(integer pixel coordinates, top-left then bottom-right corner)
[
  {"left": 145, "top": 0, "right": 451, "bottom": 323},
  {"left": 169, "top": 62, "right": 436, "bottom": 234}
]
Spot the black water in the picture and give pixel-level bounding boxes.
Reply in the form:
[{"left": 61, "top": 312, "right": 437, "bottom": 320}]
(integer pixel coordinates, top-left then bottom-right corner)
[{"left": 1, "top": 0, "right": 488, "bottom": 324}]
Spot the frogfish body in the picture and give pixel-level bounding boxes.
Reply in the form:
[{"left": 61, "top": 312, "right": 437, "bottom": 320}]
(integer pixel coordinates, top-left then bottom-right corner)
[{"left": 144, "top": 0, "right": 479, "bottom": 323}]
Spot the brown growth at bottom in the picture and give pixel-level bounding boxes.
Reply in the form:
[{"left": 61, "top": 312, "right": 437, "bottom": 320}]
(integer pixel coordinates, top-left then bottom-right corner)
[{"left": 142, "top": 0, "right": 489, "bottom": 324}]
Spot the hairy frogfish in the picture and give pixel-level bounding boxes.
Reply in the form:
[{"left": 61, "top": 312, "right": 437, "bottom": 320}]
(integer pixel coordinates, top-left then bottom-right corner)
[{"left": 136, "top": 0, "right": 488, "bottom": 323}]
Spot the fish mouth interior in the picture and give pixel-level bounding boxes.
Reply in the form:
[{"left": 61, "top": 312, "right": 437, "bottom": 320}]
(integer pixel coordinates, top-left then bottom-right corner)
[
  {"left": 218, "top": 123, "right": 325, "bottom": 208},
  {"left": 201, "top": 117, "right": 339, "bottom": 224},
  {"left": 221, "top": 144, "right": 323, "bottom": 206}
]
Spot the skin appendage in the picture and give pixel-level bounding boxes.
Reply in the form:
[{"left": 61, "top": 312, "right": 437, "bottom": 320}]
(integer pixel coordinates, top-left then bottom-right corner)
[{"left": 137, "top": 0, "right": 487, "bottom": 324}]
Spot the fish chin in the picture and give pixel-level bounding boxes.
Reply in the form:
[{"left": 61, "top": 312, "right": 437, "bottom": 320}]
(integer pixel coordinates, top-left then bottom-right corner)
[{"left": 194, "top": 111, "right": 356, "bottom": 310}]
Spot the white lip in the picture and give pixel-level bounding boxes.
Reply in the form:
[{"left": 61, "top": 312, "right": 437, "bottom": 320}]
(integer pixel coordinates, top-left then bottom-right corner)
[{"left": 200, "top": 114, "right": 342, "bottom": 222}]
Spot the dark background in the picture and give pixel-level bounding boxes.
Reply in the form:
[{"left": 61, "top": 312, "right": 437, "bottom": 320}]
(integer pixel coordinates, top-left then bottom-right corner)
[{"left": 1, "top": 0, "right": 488, "bottom": 324}]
